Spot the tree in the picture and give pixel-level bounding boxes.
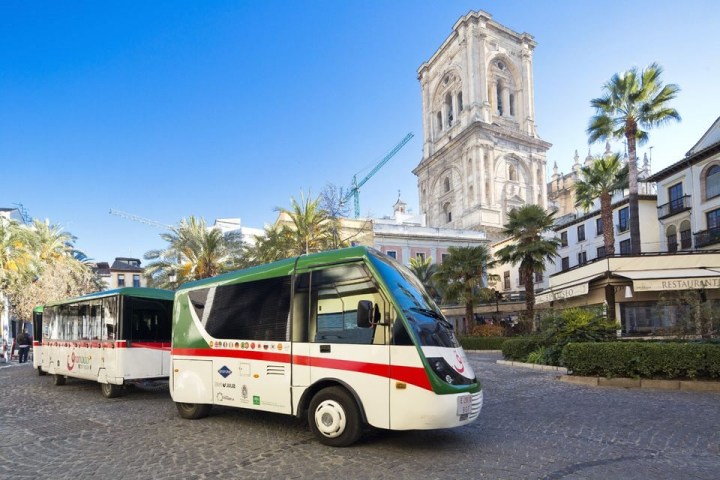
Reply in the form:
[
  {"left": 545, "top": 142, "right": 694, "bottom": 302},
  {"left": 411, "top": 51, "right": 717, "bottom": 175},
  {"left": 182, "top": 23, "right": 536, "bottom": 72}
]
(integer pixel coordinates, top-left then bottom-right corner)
[
  {"left": 144, "top": 216, "right": 242, "bottom": 288},
  {"left": 2, "top": 218, "right": 101, "bottom": 322},
  {"left": 574, "top": 153, "right": 629, "bottom": 255},
  {"left": 496, "top": 205, "right": 560, "bottom": 331},
  {"left": 434, "top": 245, "right": 495, "bottom": 334},
  {"left": 587, "top": 62, "right": 680, "bottom": 254},
  {"left": 408, "top": 255, "right": 439, "bottom": 300},
  {"left": 240, "top": 223, "right": 293, "bottom": 267},
  {"left": 277, "top": 191, "right": 335, "bottom": 256}
]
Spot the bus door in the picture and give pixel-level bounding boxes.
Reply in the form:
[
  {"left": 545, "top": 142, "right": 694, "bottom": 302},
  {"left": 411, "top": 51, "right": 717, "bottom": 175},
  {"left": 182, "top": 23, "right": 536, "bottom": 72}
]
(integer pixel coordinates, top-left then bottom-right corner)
[
  {"left": 32, "top": 307, "right": 43, "bottom": 370},
  {"left": 293, "top": 264, "right": 391, "bottom": 430},
  {"left": 100, "top": 296, "right": 119, "bottom": 383}
]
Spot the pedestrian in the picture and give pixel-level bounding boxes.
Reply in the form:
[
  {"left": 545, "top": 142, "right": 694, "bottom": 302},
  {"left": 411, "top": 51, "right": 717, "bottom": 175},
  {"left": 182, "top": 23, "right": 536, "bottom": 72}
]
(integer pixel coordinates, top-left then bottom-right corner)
[
  {"left": 16, "top": 329, "right": 32, "bottom": 364},
  {"left": 1, "top": 337, "right": 7, "bottom": 363}
]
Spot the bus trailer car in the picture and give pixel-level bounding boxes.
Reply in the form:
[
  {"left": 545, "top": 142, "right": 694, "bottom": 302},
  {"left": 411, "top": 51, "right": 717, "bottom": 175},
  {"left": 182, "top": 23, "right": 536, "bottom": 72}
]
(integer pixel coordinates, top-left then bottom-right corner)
[{"left": 35, "top": 288, "right": 174, "bottom": 398}]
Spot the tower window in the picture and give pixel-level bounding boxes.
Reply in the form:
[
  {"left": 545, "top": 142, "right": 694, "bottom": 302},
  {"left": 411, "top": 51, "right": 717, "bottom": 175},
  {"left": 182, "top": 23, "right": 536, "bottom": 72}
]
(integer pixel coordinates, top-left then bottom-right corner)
[
  {"left": 444, "top": 177, "right": 450, "bottom": 192},
  {"left": 457, "top": 92, "right": 463, "bottom": 111},
  {"left": 509, "top": 93, "right": 515, "bottom": 116}
]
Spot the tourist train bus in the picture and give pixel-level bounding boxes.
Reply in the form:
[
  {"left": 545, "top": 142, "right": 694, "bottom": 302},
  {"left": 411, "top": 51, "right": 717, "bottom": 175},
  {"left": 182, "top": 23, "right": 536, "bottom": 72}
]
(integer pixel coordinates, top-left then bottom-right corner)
[
  {"left": 170, "top": 246, "right": 482, "bottom": 446},
  {"left": 36, "top": 288, "right": 174, "bottom": 398}
]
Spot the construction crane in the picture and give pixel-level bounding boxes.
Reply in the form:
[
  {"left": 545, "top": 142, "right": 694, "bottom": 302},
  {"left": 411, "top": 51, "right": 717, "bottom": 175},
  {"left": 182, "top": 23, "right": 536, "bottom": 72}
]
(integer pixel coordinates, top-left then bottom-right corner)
[
  {"left": 342, "top": 132, "right": 414, "bottom": 218},
  {"left": 109, "top": 209, "right": 172, "bottom": 229}
]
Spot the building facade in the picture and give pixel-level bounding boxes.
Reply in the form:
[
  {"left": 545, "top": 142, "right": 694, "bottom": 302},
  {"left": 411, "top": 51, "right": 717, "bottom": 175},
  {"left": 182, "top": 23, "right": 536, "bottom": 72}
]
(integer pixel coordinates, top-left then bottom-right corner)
[
  {"left": 539, "top": 117, "right": 720, "bottom": 336},
  {"left": 648, "top": 116, "right": 720, "bottom": 251},
  {"left": 373, "top": 199, "right": 488, "bottom": 267},
  {"left": 413, "top": 10, "right": 551, "bottom": 241}
]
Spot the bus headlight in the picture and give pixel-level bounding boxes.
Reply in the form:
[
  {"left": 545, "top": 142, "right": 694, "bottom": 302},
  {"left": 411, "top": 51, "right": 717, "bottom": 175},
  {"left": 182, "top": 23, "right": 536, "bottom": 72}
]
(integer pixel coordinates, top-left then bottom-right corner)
[{"left": 427, "top": 357, "right": 475, "bottom": 386}]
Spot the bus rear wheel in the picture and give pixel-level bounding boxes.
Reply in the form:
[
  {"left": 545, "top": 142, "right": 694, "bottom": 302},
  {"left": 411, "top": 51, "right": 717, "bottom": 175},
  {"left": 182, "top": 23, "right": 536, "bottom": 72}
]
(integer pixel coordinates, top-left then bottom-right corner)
[
  {"left": 308, "top": 386, "right": 363, "bottom": 447},
  {"left": 176, "top": 402, "right": 212, "bottom": 419},
  {"left": 53, "top": 374, "right": 66, "bottom": 386},
  {"left": 101, "top": 382, "right": 123, "bottom": 398}
]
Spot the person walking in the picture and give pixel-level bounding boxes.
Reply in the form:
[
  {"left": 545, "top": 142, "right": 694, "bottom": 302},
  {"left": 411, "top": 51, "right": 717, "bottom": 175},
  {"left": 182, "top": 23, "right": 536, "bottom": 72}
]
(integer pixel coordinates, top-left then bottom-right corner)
[{"left": 16, "top": 329, "right": 31, "bottom": 364}]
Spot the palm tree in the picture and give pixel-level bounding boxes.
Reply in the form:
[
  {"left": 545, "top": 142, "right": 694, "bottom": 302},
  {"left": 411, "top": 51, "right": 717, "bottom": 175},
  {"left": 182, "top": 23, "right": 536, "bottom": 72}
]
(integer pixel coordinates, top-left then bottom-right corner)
[
  {"left": 276, "top": 191, "right": 336, "bottom": 256},
  {"left": 144, "top": 216, "right": 240, "bottom": 288},
  {"left": 409, "top": 255, "right": 439, "bottom": 300},
  {"left": 575, "top": 153, "right": 629, "bottom": 256},
  {"left": 587, "top": 62, "right": 680, "bottom": 254},
  {"left": 496, "top": 205, "right": 560, "bottom": 331},
  {"left": 240, "top": 223, "right": 292, "bottom": 267},
  {"left": 27, "top": 219, "right": 76, "bottom": 262},
  {"left": 434, "top": 245, "right": 495, "bottom": 334}
]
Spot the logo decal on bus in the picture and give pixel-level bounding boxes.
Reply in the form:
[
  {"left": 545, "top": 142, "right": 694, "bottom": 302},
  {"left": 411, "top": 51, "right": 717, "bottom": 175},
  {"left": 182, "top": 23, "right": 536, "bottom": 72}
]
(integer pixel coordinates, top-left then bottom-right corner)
[
  {"left": 218, "top": 366, "right": 232, "bottom": 378},
  {"left": 453, "top": 353, "right": 465, "bottom": 373}
]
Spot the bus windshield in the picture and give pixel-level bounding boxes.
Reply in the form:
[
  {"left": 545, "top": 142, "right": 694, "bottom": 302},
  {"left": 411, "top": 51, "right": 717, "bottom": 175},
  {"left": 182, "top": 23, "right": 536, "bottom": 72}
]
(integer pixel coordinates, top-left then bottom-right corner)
[{"left": 368, "top": 250, "right": 459, "bottom": 348}]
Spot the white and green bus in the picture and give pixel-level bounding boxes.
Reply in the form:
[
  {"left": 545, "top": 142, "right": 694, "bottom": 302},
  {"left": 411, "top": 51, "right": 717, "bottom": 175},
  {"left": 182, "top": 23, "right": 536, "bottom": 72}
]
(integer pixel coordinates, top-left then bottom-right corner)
[
  {"left": 171, "top": 246, "right": 482, "bottom": 446},
  {"left": 39, "top": 288, "right": 174, "bottom": 398}
]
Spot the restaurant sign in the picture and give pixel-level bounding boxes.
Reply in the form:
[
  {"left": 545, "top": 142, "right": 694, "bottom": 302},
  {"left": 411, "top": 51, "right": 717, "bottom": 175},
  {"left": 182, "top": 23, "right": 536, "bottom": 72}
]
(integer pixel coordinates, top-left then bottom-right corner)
[{"left": 633, "top": 277, "right": 720, "bottom": 292}]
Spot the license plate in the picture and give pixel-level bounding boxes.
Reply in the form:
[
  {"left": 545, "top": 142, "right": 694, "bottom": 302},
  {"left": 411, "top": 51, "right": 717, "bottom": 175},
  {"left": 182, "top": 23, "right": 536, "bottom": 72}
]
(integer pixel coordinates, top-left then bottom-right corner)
[{"left": 456, "top": 395, "right": 472, "bottom": 415}]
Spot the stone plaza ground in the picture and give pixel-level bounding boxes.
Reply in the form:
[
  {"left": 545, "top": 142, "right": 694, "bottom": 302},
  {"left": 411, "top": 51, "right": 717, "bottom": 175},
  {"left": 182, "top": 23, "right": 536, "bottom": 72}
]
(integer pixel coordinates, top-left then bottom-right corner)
[{"left": 0, "top": 352, "right": 717, "bottom": 479}]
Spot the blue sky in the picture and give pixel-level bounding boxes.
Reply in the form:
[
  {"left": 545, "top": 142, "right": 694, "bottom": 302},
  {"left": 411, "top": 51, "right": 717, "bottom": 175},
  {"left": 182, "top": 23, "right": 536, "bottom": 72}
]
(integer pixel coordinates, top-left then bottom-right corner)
[{"left": 2, "top": 1, "right": 719, "bottom": 262}]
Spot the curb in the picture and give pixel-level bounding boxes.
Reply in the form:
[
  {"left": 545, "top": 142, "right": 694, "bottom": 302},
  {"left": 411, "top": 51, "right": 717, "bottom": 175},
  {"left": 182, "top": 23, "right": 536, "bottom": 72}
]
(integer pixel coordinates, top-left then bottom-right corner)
[
  {"left": 496, "top": 359, "right": 568, "bottom": 374},
  {"left": 558, "top": 375, "right": 720, "bottom": 393}
]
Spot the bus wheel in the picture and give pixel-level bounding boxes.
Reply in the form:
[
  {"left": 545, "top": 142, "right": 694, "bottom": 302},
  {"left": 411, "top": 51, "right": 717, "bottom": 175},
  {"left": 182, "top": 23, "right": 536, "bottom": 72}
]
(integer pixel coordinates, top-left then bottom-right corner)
[
  {"left": 53, "top": 374, "right": 66, "bottom": 386},
  {"left": 101, "top": 382, "right": 123, "bottom": 399},
  {"left": 176, "top": 402, "right": 212, "bottom": 419},
  {"left": 38, "top": 367, "right": 47, "bottom": 376},
  {"left": 308, "top": 386, "right": 363, "bottom": 447}
]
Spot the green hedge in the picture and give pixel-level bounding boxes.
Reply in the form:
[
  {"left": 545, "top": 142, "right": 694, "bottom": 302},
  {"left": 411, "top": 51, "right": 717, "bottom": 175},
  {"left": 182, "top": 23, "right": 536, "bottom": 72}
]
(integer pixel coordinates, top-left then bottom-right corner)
[
  {"left": 459, "top": 336, "right": 507, "bottom": 350},
  {"left": 561, "top": 342, "right": 720, "bottom": 379},
  {"left": 501, "top": 337, "right": 542, "bottom": 361}
]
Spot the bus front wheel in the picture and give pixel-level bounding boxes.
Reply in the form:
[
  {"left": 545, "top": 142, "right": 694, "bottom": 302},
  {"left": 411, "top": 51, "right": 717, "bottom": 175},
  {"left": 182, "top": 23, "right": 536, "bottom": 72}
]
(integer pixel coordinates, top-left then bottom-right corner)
[
  {"left": 53, "top": 374, "right": 66, "bottom": 386},
  {"left": 308, "top": 386, "right": 363, "bottom": 447},
  {"left": 176, "top": 402, "right": 212, "bottom": 419},
  {"left": 101, "top": 382, "right": 123, "bottom": 399}
]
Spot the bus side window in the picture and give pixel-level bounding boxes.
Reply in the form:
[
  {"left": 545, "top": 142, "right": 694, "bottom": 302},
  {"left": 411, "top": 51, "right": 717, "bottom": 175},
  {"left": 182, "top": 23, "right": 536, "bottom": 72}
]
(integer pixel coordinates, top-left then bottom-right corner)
[{"left": 308, "top": 264, "right": 385, "bottom": 345}]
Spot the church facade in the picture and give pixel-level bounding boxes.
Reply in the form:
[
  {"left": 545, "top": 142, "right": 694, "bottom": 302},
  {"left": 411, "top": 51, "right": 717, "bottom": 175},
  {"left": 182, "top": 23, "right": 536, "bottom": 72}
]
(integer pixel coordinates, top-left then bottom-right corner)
[{"left": 413, "top": 10, "right": 551, "bottom": 241}]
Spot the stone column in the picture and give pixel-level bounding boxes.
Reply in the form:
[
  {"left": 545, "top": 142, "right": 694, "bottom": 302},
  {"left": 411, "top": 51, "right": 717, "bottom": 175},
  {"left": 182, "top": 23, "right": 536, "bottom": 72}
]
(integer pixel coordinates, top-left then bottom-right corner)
[
  {"left": 502, "top": 86, "right": 510, "bottom": 118},
  {"left": 479, "top": 148, "right": 486, "bottom": 206}
]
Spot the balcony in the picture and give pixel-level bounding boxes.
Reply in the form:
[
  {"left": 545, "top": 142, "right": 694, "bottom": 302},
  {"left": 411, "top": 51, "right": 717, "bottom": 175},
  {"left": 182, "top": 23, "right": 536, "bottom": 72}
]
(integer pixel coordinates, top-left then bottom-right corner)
[
  {"left": 658, "top": 195, "right": 692, "bottom": 219},
  {"left": 694, "top": 227, "right": 720, "bottom": 248}
]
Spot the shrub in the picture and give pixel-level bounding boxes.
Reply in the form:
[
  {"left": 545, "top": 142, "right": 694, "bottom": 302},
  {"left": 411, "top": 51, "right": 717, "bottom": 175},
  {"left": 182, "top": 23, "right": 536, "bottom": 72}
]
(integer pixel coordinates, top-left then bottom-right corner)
[
  {"left": 561, "top": 342, "right": 720, "bottom": 379},
  {"left": 459, "top": 336, "right": 507, "bottom": 351},
  {"left": 526, "top": 347, "right": 546, "bottom": 364},
  {"left": 471, "top": 324, "right": 505, "bottom": 337},
  {"left": 539, "top": 307, "right": 616, "bottom": 365},
  {"left": 501, "top": 337, "right": 541, "bottom": 362}
]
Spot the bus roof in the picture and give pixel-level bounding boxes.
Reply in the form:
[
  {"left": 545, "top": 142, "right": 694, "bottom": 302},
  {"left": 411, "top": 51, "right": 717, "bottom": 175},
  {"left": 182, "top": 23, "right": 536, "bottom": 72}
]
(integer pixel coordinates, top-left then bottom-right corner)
[
  {"left": 179, "top": 246, "right": 376, "bottom": 291},
  {"left": 44, "top": 287, "right": 174, "bottom": 307}
]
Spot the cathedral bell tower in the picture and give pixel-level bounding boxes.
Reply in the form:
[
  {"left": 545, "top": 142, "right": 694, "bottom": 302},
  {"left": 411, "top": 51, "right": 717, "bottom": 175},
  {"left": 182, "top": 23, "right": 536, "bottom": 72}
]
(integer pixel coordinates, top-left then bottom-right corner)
[{"left": 413, "top": 10, "right": 551, "bottom": 240}]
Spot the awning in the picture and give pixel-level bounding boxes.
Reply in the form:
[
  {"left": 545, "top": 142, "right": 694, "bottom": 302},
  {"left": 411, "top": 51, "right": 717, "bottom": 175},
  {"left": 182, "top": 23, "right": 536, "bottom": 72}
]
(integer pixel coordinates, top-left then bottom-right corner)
[
  {"left": 535, "top": 282, "right": 589, "bottom": 304},
  {"left": 616, "top": 269, "right": 720, "bottom": 292}
]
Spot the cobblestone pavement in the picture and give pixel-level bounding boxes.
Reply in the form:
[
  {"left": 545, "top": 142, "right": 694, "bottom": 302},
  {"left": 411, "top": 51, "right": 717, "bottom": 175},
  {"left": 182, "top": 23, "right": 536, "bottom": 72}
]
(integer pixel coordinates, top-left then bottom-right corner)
[{"left": 1, "top": 353, "right": 718, "bottom": 479}]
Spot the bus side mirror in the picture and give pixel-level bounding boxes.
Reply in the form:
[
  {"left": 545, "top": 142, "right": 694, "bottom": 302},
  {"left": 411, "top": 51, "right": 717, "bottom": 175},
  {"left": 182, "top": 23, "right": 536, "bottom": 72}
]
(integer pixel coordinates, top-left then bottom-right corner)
[{"left": 357, "top": 300, "right": 373, "bottom": 328}]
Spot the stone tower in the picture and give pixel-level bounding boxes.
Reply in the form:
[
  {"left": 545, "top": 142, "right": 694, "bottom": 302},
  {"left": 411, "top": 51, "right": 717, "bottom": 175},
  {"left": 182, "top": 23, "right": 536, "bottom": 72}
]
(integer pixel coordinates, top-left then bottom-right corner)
[{"left": 413, "top": 10, "right": 551, "bottom": 240}]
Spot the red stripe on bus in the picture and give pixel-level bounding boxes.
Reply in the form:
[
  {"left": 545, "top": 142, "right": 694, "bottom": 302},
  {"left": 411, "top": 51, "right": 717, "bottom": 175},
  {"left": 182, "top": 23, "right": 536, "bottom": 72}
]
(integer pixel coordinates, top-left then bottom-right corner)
[
  {"left": 173, "top": 348, "right": 432, "bottom": 391},
  {"left": 129, "top": 342, "right": 171, "bottom": 351},
  {"left": 293, "top": 355, "right": 431, "bottom": 391},
  {"left": 172, "top": 347, "right": 290, "bottom": 363}
]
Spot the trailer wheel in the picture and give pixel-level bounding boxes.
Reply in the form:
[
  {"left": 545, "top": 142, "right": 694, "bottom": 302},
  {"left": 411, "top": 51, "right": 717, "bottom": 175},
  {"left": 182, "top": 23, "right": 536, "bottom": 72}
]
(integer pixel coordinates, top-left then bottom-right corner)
[
  {"left": 53, "top": 374, "right": 66, "bottom": 386},
  {"left": 308, "top": 386, "right": 363, "bottom": 447},
  {"left": 176, "top": 402, "right": 212, "bottom": 419},
  {"left": 101, "top": 382, "right": 123, "bottom": 399}
]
